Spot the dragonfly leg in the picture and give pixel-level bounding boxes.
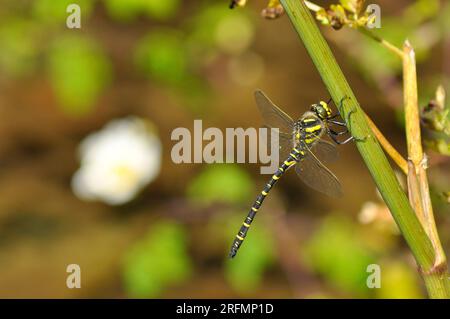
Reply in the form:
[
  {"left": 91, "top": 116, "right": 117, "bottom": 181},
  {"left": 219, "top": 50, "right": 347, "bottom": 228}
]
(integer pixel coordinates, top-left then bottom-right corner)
[
  {"left": 328, "top": 119, "right": 347, "bottom": 127},
  {"left": 329, "top": 133, "right": 354, "bottom": 145},
  {"left": 328, "top": 96, "right": 352, "bottom": 123},
  {"left": 329, "top": 128, "right": 348, "bottom": 136},
  {"left": 329, "top": 97, "right": 368, "bottom": 143},
  {"left": 328, "top": 119, "right": 350, "bottom": 136},
  {"left": 328, "top": 126, "right": 353, "bottom": 144}
]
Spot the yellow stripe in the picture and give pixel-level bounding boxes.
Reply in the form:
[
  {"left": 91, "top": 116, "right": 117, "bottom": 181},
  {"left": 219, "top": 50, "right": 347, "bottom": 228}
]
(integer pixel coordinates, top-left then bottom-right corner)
[
  {"left": 236, "top": 235, "right": 244, "bottom": 241},
  {"left": 279, "top": 167, "right": 284, "bottom": 172},
  {"left": 305, "top": 138, "right": 317, "bottom": 144},
  {"left": 304, "top": 125, "right": 322, "bottom": 133},
  {"left": 320, "top": 101, "right": 332, "bottom": 115},
  {"left": 243, "top": 222, "right": 250, "bottom": 228},
  {"left": 273, "top": 175, "right": 279, "bottom": 180},
  {"left": 303, "top": 118, "right": 316, "bottom": 122},
  {"left": 251, "top": 207, "right": 258, "bottom": 212},
  {"left": 262, "top": 190, "right": 268, "bottom": 196}
]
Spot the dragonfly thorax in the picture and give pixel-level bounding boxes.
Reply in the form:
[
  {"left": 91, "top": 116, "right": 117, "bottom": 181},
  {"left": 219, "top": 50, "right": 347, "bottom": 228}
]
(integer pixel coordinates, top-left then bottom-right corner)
[{"left": 293, "top": 112, "right": 326, "bottom": 147}]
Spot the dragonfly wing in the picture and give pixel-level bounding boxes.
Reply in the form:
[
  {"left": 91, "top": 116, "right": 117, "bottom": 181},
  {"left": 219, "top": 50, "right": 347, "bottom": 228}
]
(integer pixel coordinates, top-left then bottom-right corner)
[
  {"left": 311, "top": 140, "right": 339, "bottom": 164},
  {"left": 261, "top": 127, "right": 293, "bottom": 163},
  {"left": 254, "top": 90, "right": 294, "bottom": 133},
  {"left": 295, "top": 142, "right": 343, "bottom": 197}
]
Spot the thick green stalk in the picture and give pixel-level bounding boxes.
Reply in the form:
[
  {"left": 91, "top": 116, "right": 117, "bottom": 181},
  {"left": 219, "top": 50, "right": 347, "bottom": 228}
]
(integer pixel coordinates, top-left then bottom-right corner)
[{"left": 279, "top": 0, "right": 449, "bottom": 298}]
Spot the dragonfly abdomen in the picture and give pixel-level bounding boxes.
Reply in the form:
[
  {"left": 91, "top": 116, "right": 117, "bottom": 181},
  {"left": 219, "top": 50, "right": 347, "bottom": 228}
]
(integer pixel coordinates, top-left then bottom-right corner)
[{"left": 229, "top": 147, "right": 305, "bottom": 258}]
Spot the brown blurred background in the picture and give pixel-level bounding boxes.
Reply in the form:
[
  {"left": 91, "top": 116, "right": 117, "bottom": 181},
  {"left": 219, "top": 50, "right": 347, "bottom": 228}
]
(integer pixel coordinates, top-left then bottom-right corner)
[{"left": 0, "top": 0, "right": 448, "bottom": 298}]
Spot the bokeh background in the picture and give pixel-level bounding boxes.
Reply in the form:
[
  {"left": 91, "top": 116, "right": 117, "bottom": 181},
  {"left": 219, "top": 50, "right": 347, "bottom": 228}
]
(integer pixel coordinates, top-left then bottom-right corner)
[{"left": 0, "top": 0, "right": 449, "bottom": 298}]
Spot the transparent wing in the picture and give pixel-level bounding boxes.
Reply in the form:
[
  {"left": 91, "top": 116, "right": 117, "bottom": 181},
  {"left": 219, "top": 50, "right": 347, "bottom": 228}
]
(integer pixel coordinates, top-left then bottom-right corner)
[
  {"left": 261, "top": 127, "right": 293, "bottom": 163},
  {"left": 295, "top": 141, "right": 343, "bottom": 197},
  {"left": 254, "top": 90, "right": 294, "bottom": 134},
  {"left": 312, "top": 140, "right": 339, "bottom": 164}
]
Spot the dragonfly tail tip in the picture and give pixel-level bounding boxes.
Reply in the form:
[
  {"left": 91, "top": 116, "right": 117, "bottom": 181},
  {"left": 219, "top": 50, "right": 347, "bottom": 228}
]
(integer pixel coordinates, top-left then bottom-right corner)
[{"left": 228, "top": 249, "right": 237, "bottom": 259}]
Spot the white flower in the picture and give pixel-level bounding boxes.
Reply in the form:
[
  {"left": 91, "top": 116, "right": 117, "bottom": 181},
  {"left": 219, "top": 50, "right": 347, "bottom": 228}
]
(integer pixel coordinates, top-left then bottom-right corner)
[{"left": 72, "top": 117, "right": 162, "bottom": 205}]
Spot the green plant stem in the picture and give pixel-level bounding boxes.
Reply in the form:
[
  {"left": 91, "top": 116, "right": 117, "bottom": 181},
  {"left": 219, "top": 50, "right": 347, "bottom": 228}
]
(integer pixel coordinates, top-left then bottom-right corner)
[{"left": 279, "top": 0, "right": 450, "bottom": 298}]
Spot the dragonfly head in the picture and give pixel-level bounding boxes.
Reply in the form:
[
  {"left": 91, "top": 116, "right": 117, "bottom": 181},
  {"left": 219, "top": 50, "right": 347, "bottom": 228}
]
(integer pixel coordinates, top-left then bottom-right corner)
[{"left": 311, "top": 101, "right": 333, "bottom": 120}]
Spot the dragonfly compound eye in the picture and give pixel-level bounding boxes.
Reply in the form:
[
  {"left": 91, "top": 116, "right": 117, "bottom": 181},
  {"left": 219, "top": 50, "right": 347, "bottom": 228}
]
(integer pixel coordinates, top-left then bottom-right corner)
[{"left": 311, "top": 103, "right": 327, "bottom": 119}]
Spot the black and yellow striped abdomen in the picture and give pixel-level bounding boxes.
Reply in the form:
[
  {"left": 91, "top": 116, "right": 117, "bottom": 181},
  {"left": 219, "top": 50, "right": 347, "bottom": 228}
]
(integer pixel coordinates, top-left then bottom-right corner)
[{"left": 229, "top": 147, "right": 305, "bottom": 258}]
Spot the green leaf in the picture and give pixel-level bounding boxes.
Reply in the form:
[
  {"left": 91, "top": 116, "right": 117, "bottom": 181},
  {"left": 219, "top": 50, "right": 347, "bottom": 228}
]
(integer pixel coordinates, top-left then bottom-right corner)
[
  {"left": 103, "top": 0, "right": 180, "bottom": 22},
  {"left": 143, "top": 0, "right": 180, "bottom": 20},
  {"left": 187, "top": 4, "right": 254, "bottom": 56},
  {"left": 134, "top": 29, "right": 188, "bottom": 86},
  {"left": 48, "top": 35, "right": 112, "bottom": 116},
  {"left": 123, "top": 221, "right": 192, "bottom": 298},
  {"left": 375, "top": 261, "right": 423, "bottom": 298},
  {"left": 103, "top": 0, "right": 143, "bottom": 21},
  {"left": 0, "top": 18, "right": 39, "bottom": 77},
  {"left": 187, "top": 164, "right": 253, "bottom": 206},
  {"left": 303, "top": 216, "right": 375, "bottom": 294},
  {"left": 403, "top": 0, "right": 439, "bottom": 26},
  {"left": 33, "top": 0, "right": 93, "bottom": 24}
]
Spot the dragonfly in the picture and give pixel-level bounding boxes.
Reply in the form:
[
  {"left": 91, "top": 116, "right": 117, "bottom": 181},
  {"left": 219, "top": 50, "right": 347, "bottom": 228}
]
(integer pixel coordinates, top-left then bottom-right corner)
[{"left": 229, "top": 90, "right": 353, "bottom": 258}]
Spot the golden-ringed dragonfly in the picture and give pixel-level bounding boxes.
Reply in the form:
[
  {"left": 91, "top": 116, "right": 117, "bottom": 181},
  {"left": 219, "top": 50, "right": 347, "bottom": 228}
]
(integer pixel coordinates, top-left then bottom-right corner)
[{"left": 229, "top": 90, "right": 353, "bottom": 258}]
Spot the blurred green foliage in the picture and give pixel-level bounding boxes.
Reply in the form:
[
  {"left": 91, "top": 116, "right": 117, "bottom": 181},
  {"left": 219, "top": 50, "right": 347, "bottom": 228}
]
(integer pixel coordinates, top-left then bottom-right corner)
[
  {"left": 123, "top": 221, "right": 192, "bottom": 298},
  {"left": 334, "top": 0, "right": 443, "bottom": 99},
  {"left": 188, "top": 4, "right": 254, "bottom": 57},
  {"left": 403, "top": 0, "right": 439, "bottom": 26},
  {"left": 1, "top": 1, "right": 256, "bottom": 117},
  {"left": 48, "top": 35, "right": 112, "bottom": 116},
  {"left": 0, "top": 0, "right": 447, "bottom": 299},
  {"left": 0, "top": 18, "right": 39, "bottom": 77},
  {"left": 225, "top": 216, "right": 275, "bottom": 293},
  {"left": 134, "top": 29, "right": 188, "bottom": 86},
  {"left": 104, "top": 0, "right": 180, "bottom": 22},
  {"left": 354, "top": 13, "right": 438, "bottom": 84},
  {"left": 33, "top": 0, "right": 93, "bottom": 24},
  {"left": 303, "top": 216, "right": 375, "bottom": 295},
  {"left": 187, "top": 164, "right": 253, "bottom": 206},
  {"left": 375, "top": 261, "right": 422, "bottom": 298}
]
